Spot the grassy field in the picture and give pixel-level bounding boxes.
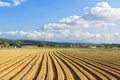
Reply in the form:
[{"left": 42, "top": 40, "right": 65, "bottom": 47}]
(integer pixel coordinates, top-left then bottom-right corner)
[{"left": 0, "top": 48, "right": 120, "bottom": 80}]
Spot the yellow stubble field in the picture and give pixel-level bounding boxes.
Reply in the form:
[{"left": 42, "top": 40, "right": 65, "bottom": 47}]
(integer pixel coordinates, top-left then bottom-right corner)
[{"left": 0, "top": 48, "right": 120, "bottom": 80}]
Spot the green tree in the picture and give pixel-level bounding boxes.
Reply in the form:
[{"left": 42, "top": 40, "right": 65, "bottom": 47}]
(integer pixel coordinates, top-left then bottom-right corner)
[
  {"left": 3, "top": 42, "right": 9, "bottom": 48},
  {"left": 38, "top": 42, "right": 47, "bottom": 47}
]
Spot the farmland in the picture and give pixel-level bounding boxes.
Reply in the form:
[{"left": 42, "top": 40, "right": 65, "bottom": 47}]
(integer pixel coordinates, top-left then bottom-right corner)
[{"left": 0, "top": 48, "right": 120, "bottom": 80}]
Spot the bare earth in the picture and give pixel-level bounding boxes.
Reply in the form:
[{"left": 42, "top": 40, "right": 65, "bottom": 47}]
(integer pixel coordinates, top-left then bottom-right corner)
[{"left": 0, "top": 48, "right": 120, "bottom": 80}]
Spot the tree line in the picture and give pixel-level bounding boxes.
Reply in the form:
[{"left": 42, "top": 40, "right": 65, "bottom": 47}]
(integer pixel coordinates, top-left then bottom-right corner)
[
  {"left": 0, "top": 38, "right": 70, "bottom": 48},
  {"left": 0, "top": 38, "right": 120, "bottom": 48}
]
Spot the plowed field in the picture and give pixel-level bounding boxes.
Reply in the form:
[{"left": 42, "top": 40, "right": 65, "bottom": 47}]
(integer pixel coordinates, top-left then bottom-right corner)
[{"left": 0, "top": 48, "right": 120, "bottom": 80}]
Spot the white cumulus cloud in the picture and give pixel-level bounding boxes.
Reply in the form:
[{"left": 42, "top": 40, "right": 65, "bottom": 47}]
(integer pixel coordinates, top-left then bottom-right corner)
[
  {"left": 84, "top": 2, "right": 120, "bottom": 21},
  {"left": 0, "top": 1, "right": 11, "bottom": 7},
  {"left": 13, "top": 0, "right": 26, "bottom": 6},
  {"left": 0, "top": 2, "right": 120, "bottom": 43},
  {"left": 0, "top": 0, "right": 26, "bottom": 7}
]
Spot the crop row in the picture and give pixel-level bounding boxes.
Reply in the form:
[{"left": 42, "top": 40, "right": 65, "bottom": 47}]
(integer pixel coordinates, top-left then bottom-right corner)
[{"left": 0, "top": 48, "right": 120, "bottom": 80}]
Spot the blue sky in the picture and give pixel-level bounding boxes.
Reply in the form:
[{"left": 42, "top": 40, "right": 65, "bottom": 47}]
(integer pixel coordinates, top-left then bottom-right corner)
[{"left": 0, "top": 0, "right": 120, "bottom": 43}]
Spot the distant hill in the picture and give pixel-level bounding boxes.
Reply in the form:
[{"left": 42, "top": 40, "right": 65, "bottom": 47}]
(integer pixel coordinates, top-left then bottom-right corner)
[
  {"left": 0, "top": 38, "right": 71, "bottom": 48},
  {"left": 0, "top": 38, "right": 120, "bottom": 48}
]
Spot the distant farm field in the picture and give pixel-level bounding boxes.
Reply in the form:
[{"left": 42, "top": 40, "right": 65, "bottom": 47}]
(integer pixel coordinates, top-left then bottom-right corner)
[{"left": 0, "top": 48, "right": 120, "bottom": 80}]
